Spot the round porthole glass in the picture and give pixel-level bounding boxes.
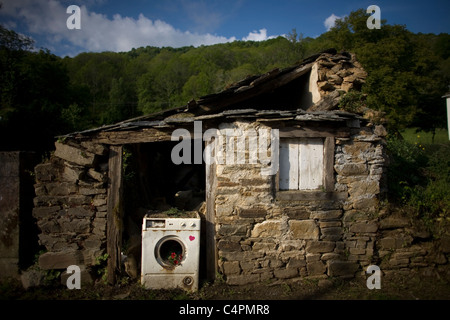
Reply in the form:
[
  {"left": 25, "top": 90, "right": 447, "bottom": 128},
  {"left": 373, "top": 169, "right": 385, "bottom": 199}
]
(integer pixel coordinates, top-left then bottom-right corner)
[{"left": 155, "top": 236, "right": 185, "bottom": 268}]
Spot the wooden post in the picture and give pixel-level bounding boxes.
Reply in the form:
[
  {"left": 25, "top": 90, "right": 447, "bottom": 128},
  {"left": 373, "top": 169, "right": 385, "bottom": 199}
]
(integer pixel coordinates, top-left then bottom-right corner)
[
  {"left": 106, "top": 145, "right": 123, "bottom": 285},
  {"left": 446, "top": 94, "right": 450, "bottom": 140},
  {"left": 205, "top": 141, "right": 217, "bottom": 281},
  {"left": 323, "top": 137, "right": 335, "bottom": 191}
]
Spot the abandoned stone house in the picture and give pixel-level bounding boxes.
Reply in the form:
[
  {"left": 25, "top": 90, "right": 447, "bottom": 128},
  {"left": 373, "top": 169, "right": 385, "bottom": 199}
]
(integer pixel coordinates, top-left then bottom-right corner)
[{"left": 22, "top": 49, "right": 448, "bottom": 287}]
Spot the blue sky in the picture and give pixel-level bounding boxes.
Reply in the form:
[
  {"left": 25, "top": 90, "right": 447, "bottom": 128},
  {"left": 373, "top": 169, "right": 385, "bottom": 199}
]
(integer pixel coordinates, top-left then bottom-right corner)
[{"left": 0, "top": 0, "right": 449, "bottom": 57}]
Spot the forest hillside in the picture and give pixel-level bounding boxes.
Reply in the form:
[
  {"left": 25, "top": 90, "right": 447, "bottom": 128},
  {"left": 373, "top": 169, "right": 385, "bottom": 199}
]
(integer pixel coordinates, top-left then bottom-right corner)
[{"left": 0, "top": 9, "right": 449, "bottom": 154}]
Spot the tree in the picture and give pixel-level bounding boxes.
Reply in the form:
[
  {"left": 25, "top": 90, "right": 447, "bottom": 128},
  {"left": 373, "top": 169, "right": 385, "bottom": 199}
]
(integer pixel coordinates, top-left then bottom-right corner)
[
  {"left": 287, "top": 28, "right": 306, "bottom": 61},
  {"left": 318, "top": 9, "right": 448, "bottom": 132},
  {"left": 61, "top": 103, "right": 84, "bottom": 131},
  {"left": 0, "top": 24, "right": 34, "bottom": 51},
  {"left": 137, "top": 71, "right": 159, "bottom": 115},
  {"left": 409, "top": 33, "right": 449, "bottom": 139},
  {"left": 182, "top": 72, "right": 213, "bottom": 102},
  {"left": 3, "top": 11, "right": 446, "bottom": 146},
  {"left": 0, "top": 25, "right": 34, "bottom": 119},
  {"left": 0, "top": 27, "right": 71, "bottom": 153},
  {"left": 102, "top": 77, "right": 130, "bottom": 124}
]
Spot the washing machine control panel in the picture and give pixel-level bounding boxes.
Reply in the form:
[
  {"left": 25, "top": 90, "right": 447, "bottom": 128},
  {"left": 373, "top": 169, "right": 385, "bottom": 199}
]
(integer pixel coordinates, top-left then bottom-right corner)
[
  {"left": 145, "top": 219, "right": 165, "bottom": 228},
  {"left": 143, "top": 216, "right": 200, "bottom": 231}
]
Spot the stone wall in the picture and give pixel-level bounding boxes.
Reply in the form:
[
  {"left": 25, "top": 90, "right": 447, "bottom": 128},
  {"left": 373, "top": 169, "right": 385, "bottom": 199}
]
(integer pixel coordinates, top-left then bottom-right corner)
[
  {"left": 214, "top": 120, "right": 450, "bottom": 285},
  {"left": 315, "top": 52, "right": 367, "bottom": 95},
  {"left": 32, "top": 141, "right": 109, "bottom": 276},
  {"left": 336, "top": 125, "right": 387, "bottom": 274},
  {"left": 376, "top": 211, "right": 450, "bottom": 276},
  {"left": 214, "top": 120, "right": 389, "bottom": 285},
  {"left": 30, "top": 126, "right": 449, "bottom": 286}
]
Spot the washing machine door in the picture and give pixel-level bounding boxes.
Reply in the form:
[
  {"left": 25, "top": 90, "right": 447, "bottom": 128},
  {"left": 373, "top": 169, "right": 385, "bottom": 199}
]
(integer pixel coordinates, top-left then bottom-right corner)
[{"left": 154, "top": 235, "right": 186, "bottom": 269}]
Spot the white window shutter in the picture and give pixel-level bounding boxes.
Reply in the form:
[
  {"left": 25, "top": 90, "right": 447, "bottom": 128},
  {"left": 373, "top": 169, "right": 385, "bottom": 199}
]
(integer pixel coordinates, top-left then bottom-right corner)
[
  {"left": 299, "top": 138, "right": 324, "bottom": 190},
  {"left": 288, "top": 142, "right": 299, "bottom": 189},
  {"left": 279, "top": 140, "right": 299, "bottom": 190}
]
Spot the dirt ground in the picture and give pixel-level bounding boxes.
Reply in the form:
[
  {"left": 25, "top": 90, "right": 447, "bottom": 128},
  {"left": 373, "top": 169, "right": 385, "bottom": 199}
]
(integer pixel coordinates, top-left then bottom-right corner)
[{"left": 1, "top": 269, "right": 449, "bottom": 301}]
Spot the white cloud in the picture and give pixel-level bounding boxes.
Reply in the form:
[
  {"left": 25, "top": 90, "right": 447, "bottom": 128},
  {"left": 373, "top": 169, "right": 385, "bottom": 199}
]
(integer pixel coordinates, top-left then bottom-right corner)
[
  {"left": 242, "top": 28, "right": 277, "bottom": 42},
  {"left": 0, "top": 1, "right": 283, "bottom": 56},
  {"left": 324, "top": 13, "right": 341, "bottom": 31},
  {"left": 0, "top": 0, "right": 237, "bottom": 56}
]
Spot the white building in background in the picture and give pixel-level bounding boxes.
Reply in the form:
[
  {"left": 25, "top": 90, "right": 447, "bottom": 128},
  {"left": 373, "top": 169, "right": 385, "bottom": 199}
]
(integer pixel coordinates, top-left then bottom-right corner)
[{"left": 443, "top": 90, "right": 450, "bottom": 140}]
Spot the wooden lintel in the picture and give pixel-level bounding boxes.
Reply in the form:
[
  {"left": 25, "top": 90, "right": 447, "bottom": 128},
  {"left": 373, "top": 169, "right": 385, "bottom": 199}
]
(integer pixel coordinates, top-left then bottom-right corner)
[
  {"left": 276, "top": 191, "right": 347, "bottom": 201},
  {"left": 92, "top": 129, "right": 175, "bottom": 145},
  {"left": 279, "top": 127, "right": 350, "bottom": 138}
]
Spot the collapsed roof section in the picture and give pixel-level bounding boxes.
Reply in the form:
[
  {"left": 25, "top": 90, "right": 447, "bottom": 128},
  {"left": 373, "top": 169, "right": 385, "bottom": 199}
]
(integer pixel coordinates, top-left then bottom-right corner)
[{"left": 60, "top": 48, "right": 369, "bottom": 139}]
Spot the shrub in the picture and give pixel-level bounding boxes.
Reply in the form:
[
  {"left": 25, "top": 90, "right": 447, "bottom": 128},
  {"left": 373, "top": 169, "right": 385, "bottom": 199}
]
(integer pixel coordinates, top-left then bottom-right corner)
[
  {"left": 338, "top": 90, "right": 367, "bottom": 113},
  {"left": 386, "top": 136, "right": 428, "bottom": 199},
  {"left": 387, "top": 136, "right": 450, "bottom": 233}
]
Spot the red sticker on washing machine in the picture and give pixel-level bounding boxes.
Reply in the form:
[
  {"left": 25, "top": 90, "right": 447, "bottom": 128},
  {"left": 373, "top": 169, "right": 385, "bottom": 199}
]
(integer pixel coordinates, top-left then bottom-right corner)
[{"left": 189, "top": 235, "right": 195, "bottom": 241}]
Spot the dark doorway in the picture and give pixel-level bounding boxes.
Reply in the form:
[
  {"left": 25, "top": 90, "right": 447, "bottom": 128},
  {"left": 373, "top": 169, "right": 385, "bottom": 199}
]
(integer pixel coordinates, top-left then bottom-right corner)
[{"left": 121, "top": 140, "right": 207, "bottom": 282}]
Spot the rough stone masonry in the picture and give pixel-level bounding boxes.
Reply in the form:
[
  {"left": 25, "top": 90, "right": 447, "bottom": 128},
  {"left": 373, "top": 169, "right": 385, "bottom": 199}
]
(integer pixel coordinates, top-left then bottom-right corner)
[
  {"left": 214, "top": 119, "right": 388, "bottom": 285},
  {"left": 27, "top": 51, "right": 449, "bottom": 287},
  {"left": 32, "top": 141, "right": 109, "bottom": 284}
]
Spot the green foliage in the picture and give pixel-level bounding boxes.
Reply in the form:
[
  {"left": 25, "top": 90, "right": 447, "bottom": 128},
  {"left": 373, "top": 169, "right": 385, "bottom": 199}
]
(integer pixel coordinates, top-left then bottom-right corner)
[
  {"left": 163, "top": 207, "right": 184, "bottom": 217},
  {"left": 338, "top": 90, "right": 366, "bottom": 113},
  {"left": 1, "top": 11, "right": 449, "bottom": 156},
  {"left": 134, "top": 37, "right": 302, "bottom": 115},
  {"left": 60, "top": 12, "right": 450, "bottom": 135},
  {"left": 93, "top": 253, "right": 109, "bottom": 284},
  {"left": 387, "top": 136, "right": 450, "bottom": 233},
  {"left": 122, "top": 147, "right": 136, "bottom": 182},
  {"left": 61, "top": 103, "right": 85, "bottom": 131},
  {"left": 0, "top": 24, "right": 34, "bottom": 51},
  {"left": 311, "top": 9, "right": 448, "bottom": 132},
  {"left": 0, "top": 48, "right": 71, "bottom": 153},
  {"left": 182, "top": 71, "right": 214, "bottom": 102},
  {"left": 43, "top": 269, "right": 61, "bottom": 285},
  {"left": 387, "top": 136, "right": 428, "bottom": 199}
]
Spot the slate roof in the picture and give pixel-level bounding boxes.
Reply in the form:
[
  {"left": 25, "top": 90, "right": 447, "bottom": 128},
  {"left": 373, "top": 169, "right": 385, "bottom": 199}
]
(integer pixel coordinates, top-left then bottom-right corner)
[{"left": 60, "top": 48, "right": 362, "bottom": 138}]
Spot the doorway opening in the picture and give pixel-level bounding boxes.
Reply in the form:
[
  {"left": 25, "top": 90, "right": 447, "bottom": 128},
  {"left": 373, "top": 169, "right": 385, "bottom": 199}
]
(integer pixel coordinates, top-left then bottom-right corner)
[{"left": 120, "top": 140, "right": 206, "bottom": 281}]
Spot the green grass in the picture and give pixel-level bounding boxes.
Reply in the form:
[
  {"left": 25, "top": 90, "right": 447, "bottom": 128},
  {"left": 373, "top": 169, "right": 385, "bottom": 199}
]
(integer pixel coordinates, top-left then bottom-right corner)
[{"left": 401, "top": 127, "right": 449, "bottom": 145}]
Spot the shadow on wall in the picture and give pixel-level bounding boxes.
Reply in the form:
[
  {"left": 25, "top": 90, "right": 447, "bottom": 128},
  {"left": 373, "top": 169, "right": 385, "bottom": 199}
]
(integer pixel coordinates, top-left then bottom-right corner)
[{"left": 0, "top": 152, "right": 40, "bottom": 279}]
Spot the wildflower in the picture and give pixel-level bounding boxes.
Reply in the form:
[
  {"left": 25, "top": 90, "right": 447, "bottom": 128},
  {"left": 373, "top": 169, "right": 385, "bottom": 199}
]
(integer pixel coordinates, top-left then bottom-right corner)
[{"left": 167, "top": 252, "right": 183, "bottom": 266}]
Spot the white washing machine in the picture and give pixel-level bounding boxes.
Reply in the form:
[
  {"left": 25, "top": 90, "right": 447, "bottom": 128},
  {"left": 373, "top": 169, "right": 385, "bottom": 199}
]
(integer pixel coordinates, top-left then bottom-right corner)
[{"left": 141, "top": 213, "right": 201, "bottom": 292}]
